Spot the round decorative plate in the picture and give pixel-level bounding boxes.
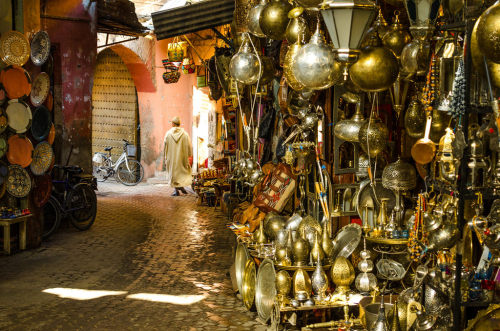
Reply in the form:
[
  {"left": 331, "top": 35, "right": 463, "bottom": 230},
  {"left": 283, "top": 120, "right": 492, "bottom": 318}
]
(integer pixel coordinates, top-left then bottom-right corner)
[
  {"left": 235, "top": 242, "right": 251, "bottom": 295},
  {"left": 0, "top": 107, "right": 7, "bottom": 133},
  {"left": 0, "top": 65, "right": 32, "bottom": 99},
  {"left": 0, "top": 31, "right": 30, "bottom": 66},
  {"left": 255, "top": 258, "right": 276, "bottom": 323},
  {"left": 242, "top": 258, "right": 256, "bottom": 311},
  {"left": 330, "top": 223, "right": 362, "bottom": 261},
  {"left": 7, "top": 165, "right": 31, "bottom": 198},
  {"left": 6, "top": 99, "right": 31, "bottom": 133},
  {"left": 31, "top": 105, "right": 51, "bottom": 141},
  {"left": 47, "top": 123, "right": 55, "bottom": 145},
  {"left": 33, "top": 174, "right": 52, "bottom": 207},
  {"left": 30, "top": 72, "right": 50, "bottom": 106},
  {"left": 7, "top": 134, "right": 33, "bottom": 168},
  {"left": 30, "top": 31, "right": 50, "bottom": 66},
  {"left": 0, "top": 136, "right": 7, "bottom": 158},
  {"left": 30, "top": 142, "right": 53, "bottom": 175}
]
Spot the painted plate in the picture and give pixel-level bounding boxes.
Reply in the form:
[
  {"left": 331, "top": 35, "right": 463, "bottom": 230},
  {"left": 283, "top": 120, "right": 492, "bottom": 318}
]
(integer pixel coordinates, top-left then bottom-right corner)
[
  {"left": 7, "top": 134, "right": 33, "bottom": 168},
  {"left": 6, "top": 165, "right": 31, "bottom": 198},
  {"left": 0, "top": 65, "right": 32, "bottom": 99},
  {"left": 0, "top": 31, "right": 30, "bottom": 66},
  {"left": 31, "top": 105, "right": 51, "bottom": 141},
  {"left": 30, "top": 31, "right": 50, "bottom": 66},
  {"left": 30, "top": 72, "right": 50, "bottom": 106},
  {"left": 47, "top": 123, "right": 55, "bottom": 145},
  {"left": 6, "top": 99, "right": 32, "bottom": 133},
  {"left": 33, "top": 174, "right": 52, "bottom": 207},
  {"left": 0, "top": 107, "right": 7, "bottom": 134},
  {"left": 30, "top": 142, "right": 53, "bottom": 175}
]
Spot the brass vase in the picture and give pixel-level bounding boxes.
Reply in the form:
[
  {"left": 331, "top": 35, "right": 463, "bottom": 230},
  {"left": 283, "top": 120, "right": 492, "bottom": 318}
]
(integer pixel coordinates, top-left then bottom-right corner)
[
  {"left": 285, "top": 7, "right": 310, "bottom": 44},
  {"left": 292, "top": 236, "right": 310, "bottom": 266},
  {"left": 330, "top": 256, "right": 355, "bottom": 296},
  {"left": 350, "top": 35, "right": 399, "bottom": 92},
  {"left": 358, "top": 114, "right": 389, "bottom": 158},
  {"left": 310, "top": 232, "right": 325, "bottom": 264},
  {"left": 382, "top": 12, "right": 411, "bottom": 59},
  {"left": 311, "top": 255, "right": 328, "bottom": 301},
  {"left": 255, "top": 222, "right": 268, "bottom": 244},
  {"left": 404, "top": 99, "right": 426, "bottom": 138},
  {"left": 321, "top": 221, "right": 334, "bottom": 259},
  {"left": 259, "top": 0, "right": 292, "bottom": 40}
]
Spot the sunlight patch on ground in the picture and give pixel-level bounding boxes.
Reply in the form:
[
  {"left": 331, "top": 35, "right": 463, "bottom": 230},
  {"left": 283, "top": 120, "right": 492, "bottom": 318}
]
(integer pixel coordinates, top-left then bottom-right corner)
[
  {"left": 42, "top": 288, "right": 127, "bottom": 300},
  {"left": 126, "top": 293, "right": 208, "bottom": 305}
]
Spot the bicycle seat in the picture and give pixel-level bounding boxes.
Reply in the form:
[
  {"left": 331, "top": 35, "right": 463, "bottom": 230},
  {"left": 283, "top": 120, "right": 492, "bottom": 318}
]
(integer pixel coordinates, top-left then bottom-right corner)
[{"left": 104, "top": 146, "right": 113, "bottom": 152}]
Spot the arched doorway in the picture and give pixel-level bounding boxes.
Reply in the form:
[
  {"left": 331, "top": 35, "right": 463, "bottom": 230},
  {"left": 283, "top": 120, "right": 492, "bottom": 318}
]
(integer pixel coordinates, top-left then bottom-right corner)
[{"left": 92, "top": 48, "right": 139, "bottom": 160}]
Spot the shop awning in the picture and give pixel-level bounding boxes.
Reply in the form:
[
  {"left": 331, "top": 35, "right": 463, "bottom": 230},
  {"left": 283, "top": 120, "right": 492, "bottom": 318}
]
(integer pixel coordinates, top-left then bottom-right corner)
[
  {"left": 97, "top": 0, "right": 148, "bottom": 37},
  {"left": 151, "top": 0, "right": 235, "bottom": 40}
]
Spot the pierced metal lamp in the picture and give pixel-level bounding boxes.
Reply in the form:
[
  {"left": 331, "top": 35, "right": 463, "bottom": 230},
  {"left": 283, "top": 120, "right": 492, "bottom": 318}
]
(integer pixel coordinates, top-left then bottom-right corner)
[
  {"left": 320, "top": 0, "right": 377, "bottom": 78},
  {"left": 403, "top": 0, "right": 442, "bottom": 39}
]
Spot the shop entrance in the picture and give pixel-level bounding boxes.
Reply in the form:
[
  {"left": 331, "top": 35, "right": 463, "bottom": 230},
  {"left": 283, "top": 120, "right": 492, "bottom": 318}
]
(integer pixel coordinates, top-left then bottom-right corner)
[
  {"left": 192, "top": 87, "right": 216, "bottom": 172},
  {"left": 91, "top": 48, "right": 139, "bottom": 160}
]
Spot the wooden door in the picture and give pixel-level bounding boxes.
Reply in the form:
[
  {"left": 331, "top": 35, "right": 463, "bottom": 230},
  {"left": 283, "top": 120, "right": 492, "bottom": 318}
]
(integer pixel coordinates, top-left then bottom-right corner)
[{"left": 92, "top": 48, "right": 138, "bottom": 160}]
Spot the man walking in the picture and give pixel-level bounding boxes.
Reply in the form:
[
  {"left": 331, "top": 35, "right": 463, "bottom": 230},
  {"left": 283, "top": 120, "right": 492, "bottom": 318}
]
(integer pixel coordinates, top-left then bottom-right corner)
[{"left": 164, "top": 116, "right": 192, "bottom": 196}]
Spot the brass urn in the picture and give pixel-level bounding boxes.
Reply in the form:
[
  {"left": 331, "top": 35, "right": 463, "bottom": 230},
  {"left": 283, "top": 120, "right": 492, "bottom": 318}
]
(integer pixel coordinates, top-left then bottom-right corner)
[
  {"left": 292, "top": 236, "right": 310, "bottom": 266},
  {"left": 477, "top": 1, "right": 500, "bottom": 64},
  {"left": 292, "top": 268, "right": 312, "bottom": 299},
  {"left": 259, "top": 0, "right": 292, "bottom": 40},
  {"left": 471, "top": 15, "right": 500, "bottom": 88},
  {"left": 330, "top": 256, "right": 355, "bottom": 295},
  {"left": 382, "top": 12, "right": 411, "bottom": 59},
  {"left": 358, "top": 114, "right": 389, "bottom": 158},
  {"left": 349, "top": 35, "right": 399, "bottom": 92},
  {"left": 285, "top": 7, "right": 310, "bottom": 45},
  {"left": 404, "top": 99, "right": 426, "bottom": 139}
]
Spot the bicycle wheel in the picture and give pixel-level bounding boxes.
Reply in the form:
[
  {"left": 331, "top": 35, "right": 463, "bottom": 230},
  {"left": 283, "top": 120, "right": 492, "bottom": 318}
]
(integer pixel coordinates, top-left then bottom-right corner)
[
  {"left": 116, "top": 159, "right": 144, "bottom": 186},
  {"left": 42, "top": 196, "right": 61, "bottom": 239},
  {"left": 67, "top": 183, "right": 97, "bottom": 230},
  {"left": 93, "top": 164, "right": 108, "bottom": 182}
]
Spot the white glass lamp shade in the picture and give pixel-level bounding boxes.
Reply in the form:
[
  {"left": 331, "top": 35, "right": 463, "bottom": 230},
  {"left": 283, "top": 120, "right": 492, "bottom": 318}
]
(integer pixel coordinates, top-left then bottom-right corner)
[
  {"left": 404, "top": 0, "right": 441, "bottom": 28},
  {"left": 320, "top": 0, "right": 377, "bottom": 61}
]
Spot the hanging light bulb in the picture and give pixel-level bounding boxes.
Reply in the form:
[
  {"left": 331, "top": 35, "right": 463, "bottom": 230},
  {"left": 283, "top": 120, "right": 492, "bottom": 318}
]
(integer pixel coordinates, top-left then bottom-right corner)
[{"left": 229, "top": 34, "right": 262, "bottom": 85}]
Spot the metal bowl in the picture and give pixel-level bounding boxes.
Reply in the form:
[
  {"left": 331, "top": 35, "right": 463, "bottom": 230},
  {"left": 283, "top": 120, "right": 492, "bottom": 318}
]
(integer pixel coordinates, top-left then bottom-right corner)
[
  {"left": 242, "top": 259, "right": 257, "bottom": 310},
  {"left": 329, "top": 223, "right": 362, "bottom": 261},
  {"left": 235, "top": 243, "right": 251, "bottom": 294},
  {"left": 255, "top": 259, "right": 277, "bottom": 323}
]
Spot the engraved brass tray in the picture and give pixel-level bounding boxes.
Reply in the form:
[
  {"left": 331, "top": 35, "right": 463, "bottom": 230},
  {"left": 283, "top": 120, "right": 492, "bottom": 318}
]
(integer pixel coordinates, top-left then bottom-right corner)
[
  {"left": 0, "top": 31, "right": 30, "bottom": 66},
  {"left": 242, "top": 258, "right": 256, "bottom": 311},
  {"left": 255, "top": 258, "right": 276, "bottom": 323},
  {"left": 235, "top": 242, "right": 251, "bottom": 295}
]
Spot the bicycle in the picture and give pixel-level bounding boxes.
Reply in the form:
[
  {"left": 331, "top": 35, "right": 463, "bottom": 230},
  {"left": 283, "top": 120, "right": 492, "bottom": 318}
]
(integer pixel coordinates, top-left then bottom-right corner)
[
  {"left": 92, "top": 139, "right": 144, "bottom": 186},
  {"left": 42, "top": 165, "right": 98, "bottom": 239}
]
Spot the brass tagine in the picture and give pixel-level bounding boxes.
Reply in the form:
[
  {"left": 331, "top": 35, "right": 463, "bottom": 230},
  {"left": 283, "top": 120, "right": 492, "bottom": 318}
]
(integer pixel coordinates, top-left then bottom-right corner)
[
  {"left": 259, "top": 0, "right": 292, "bottom": 40},
  {"left": 382, "top": 11, "right": 411, "bottom": 59},
  {"left": 330, "top": 256, "right": 355, "bottom": 296},
  {"left": 285, "top": 7, "right": 310, "bottom": 44}
]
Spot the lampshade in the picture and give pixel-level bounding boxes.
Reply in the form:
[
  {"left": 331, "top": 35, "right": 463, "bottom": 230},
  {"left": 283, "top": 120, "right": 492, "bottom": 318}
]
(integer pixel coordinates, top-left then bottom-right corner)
[
  {"left": 320, "top": 0, "right": 377, "bottom": 63},
  {"left": 404, "top": 0, "right": 441, "bottom": 35}
]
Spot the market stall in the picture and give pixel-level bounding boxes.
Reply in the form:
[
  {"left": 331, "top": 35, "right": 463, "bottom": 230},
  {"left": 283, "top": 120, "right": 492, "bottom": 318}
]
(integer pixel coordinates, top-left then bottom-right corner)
[{"left": 192, "top": 0, "right": 500, "bottom": 329}]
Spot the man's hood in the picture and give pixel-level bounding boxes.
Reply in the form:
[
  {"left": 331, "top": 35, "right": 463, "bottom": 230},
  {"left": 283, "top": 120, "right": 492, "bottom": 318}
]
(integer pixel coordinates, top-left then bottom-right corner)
[{"left": 168, "top": 127, "right": 185, "bottom": 143}]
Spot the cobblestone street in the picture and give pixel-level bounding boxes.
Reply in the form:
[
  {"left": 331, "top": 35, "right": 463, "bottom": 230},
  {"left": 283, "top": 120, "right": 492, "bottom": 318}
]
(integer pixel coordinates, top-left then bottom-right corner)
[{"left": 0, "top": 182, "right": 264, "bottom": 331}]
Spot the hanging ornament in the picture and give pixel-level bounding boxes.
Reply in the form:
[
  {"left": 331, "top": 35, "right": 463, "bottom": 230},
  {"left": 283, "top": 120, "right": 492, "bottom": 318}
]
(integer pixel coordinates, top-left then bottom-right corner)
[
  {"left": 358, "top": 111, "right": 389, "bottom": 158},
  {"left": 229, "top": 34, "right": 262, "bottom": 85},
  {"left": 471, "top": 15, "right": 500, "bottom": 89},
  {"left": 477, "top": 0, "right": 500, "bottom": 64},
  {"left": 259, "top": 0, "right": 292, "bottom": 40},
  {"left": 382, "top": 11, "right": 411, "bottom": 59},
  {"left": 449, "top": 59, "right": 466, "bottom": 118},
  {"left": 247, "top": 0, "right": 268, "bottom": 38},
  {"left": 285, "top": 7, "right": 310, "bottom": 44}
]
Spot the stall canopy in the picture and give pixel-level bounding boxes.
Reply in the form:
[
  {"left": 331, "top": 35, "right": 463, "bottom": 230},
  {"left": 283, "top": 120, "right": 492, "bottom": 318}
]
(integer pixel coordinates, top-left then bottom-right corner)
[
  {"left": 98, "top": 0, "right": 148, "bottom": 36},
  {"left": 151, "top": 0, "right": 235, "bottom": 40}
]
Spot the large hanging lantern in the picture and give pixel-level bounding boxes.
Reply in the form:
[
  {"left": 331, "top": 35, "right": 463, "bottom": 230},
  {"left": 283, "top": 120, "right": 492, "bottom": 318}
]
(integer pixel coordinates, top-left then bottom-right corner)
[
  {"left": 320, "top": 0, "right": 377, "bottom": 77},
  {"left": 259, "top": 0, "right": 292, "bottom": 40},
  {"left": 229, "top": 35, "right": 262, "bottom": 85},
  {"left": 291, "top": 23, "right": 342, "bottom": 90},
  {"left": 403, "top": 0, "right": 441, "bottom": 39}
]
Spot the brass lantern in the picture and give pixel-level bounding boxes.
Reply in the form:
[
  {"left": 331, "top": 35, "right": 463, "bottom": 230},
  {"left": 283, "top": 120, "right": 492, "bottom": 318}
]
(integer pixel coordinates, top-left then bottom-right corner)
[
  {"left": 320, "top": 0, "right": 378, "bottom": 77},
  {"left": 330, "top": 256, "right": 355, "bottom": 296},
  {"left": 403, "top": 0, "right": 442, "bottom": 39}
]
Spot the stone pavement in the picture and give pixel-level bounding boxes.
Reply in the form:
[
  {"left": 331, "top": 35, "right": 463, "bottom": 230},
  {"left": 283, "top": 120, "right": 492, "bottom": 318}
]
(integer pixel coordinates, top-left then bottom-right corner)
[{"left": 0, "top": 182, "right": 265, "bottom": 331}]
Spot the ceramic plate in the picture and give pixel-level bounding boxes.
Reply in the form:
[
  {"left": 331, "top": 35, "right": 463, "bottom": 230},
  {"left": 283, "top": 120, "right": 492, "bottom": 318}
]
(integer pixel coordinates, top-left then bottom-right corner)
[
  {"left": 7, "top": 134, "right": 33, "bottom": 168},
  {"left": 6, "top": 164, "right": 31, "bottom": 198},
  {"left": 6, "top": 99, "right": 31, "bottom": 133},
  {"left": 30, "top": 31, "right": 51, "bottom": 66},
  {"left": 0, "top": 65, "right": 32, "bottom": 99},
  {"left": 30, "top": 72, "right": 50, "bottom": 106},
  {"left": 31, "top": 142, "right": 53, "bottom": 175},
  {"left": 0, "top": 31, "right": 30, "bottom": 66},
  {"left": 31, "top": 105, "right": 51, "bottom": 141}
]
